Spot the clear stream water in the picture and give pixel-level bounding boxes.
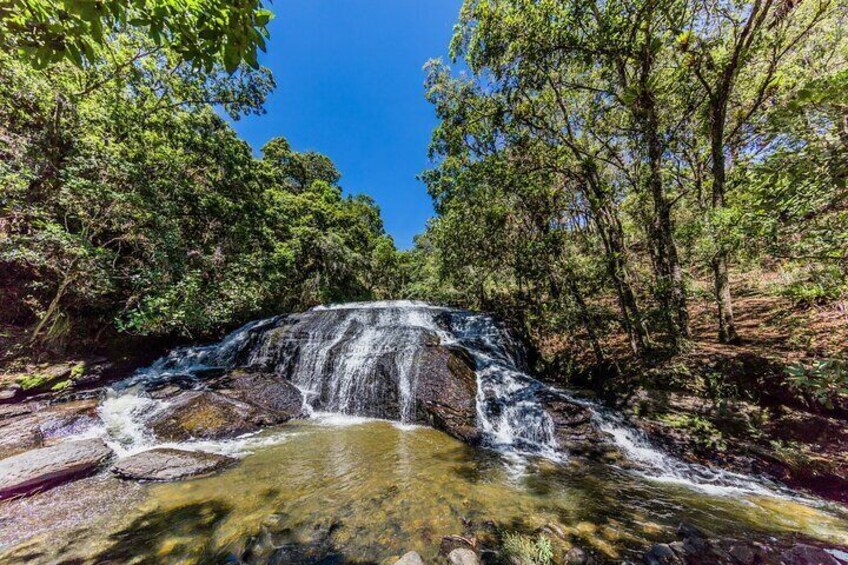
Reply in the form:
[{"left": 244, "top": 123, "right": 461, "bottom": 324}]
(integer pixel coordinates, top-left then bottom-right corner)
[{"left": 1, "top": 301, "right": 847, "bottom": 563}]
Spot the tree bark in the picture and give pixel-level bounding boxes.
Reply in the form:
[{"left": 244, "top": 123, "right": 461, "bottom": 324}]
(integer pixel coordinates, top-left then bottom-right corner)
[
  {"left": 587, "top": 182, "right": 650, "bottom": 356},
  {"left": 634, "top": 36, "right": 690, "bottom": 346},
  {"left": 709, "top": 103, "right": 739, "bottom": 343}
]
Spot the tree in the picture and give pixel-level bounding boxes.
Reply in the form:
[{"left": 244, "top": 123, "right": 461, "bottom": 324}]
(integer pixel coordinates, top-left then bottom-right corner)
[
  {"left": 681, "top": 0, "right": 839, "bottom": 342},
  {"left": 1, "top": 0, "right": 273, "bottom": 72}
]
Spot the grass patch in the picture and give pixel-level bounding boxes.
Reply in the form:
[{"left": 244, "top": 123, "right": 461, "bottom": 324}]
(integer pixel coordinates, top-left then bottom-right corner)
[{"left": 502, "top": 533, "right": 553, "bottom": 565}]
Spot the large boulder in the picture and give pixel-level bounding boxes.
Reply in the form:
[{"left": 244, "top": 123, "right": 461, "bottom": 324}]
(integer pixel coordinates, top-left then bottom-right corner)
[
  {"left": 213, "top": 370, "right": 305, "bottom": 418},
  {"left": 0, "top": 438, "right": 113, "bottom": 499},
  {"left": 112, "top": 447, "right": 236, "bottom": 481},
  {"left": 538, "top": 391, "right": 617, "bottom": 459},
  {"left": 414, "top": 345, "right": 481, "bottom": 444},
  {"left": 145, "top": 390, "right": 294, "bottom": 442}
]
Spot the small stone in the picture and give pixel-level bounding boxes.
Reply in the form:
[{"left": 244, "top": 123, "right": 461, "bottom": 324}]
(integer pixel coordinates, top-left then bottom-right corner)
[
  {"left": 112, "top": 448, "right": 237, "bottom": 481},
  {"left": 564, "top": 546, "right": 588, "bottom": 565},
  {"left": 393, "top": 551, "right": 425, "bottom": 565},
  {"left": 447, "top": 548, "right": 479, "bottom": 565}
]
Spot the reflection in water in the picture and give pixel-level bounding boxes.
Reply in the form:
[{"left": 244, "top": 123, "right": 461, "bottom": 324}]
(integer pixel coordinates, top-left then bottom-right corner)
[{"left": 2, "top": 420, "right": 847, "bottom": 564}]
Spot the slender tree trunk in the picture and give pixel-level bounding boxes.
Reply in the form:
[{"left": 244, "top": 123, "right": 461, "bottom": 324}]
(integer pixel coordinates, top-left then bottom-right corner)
[
  {"left": 709, "top": 103, "right": 739, "bottom": 343},
  {"left": 593, "top": 200, "right": 650, "bottom": 356},
  {"left": 554, "top": 270, "right": 606, "bottom": 366},
  {"left": 30, "top": 270, "right": 74, "bottom": 345}
]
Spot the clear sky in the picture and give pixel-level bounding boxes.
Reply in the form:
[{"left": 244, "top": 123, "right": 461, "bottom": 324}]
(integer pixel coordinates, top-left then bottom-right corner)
[{"left": 228, "top": 0, "right": 463, "bottom": 249}]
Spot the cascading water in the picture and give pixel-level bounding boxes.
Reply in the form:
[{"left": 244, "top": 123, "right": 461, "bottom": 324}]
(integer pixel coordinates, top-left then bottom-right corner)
[{"left": 95, "top": 300, "right": 781, "bottom": 496}]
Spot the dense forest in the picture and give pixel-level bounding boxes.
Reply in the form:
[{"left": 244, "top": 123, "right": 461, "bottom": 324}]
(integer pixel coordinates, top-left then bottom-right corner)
[
  {"left": 401, "top": 0, "right": 848, "bottom": 402},
  {"left": 1, "top": 14, "right": 400, "bottom": 353}
]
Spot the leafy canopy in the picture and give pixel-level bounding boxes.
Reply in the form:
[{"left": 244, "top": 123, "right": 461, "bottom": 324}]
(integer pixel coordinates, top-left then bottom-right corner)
[{"left": 0, "top": 0, "right": 273, "bottom": 71}]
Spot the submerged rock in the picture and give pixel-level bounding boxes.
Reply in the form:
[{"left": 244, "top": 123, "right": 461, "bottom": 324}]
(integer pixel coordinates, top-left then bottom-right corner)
[
  {"left": 112, "top": 448, "right": 236, "bottom": 481},
  {"left": 0, "top": 438, "right": 113, "bottom": 499},
  {"left": 146, "top": 390, "right": 294, "bottom": 441},
  {"left": 394, "top": 551, "right": 425, "bottom": 565},
  {"left": 447, "top": 548, "right": 480, "bottom": 565},
  {"left": 642, "top": 522, "right": 848, "bottom": 565}
]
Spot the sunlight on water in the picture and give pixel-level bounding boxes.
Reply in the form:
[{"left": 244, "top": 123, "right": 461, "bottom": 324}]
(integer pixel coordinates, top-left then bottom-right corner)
[{"left": 3, "top": 420, "right": 846, "bottom": 564}]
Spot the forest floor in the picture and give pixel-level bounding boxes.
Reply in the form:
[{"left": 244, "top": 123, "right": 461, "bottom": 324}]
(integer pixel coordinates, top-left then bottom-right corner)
[{"left": 544, "top": 275, "right": 848, "bottom": 503}]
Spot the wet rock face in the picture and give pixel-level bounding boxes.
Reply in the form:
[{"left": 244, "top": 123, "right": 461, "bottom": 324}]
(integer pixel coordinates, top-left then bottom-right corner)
[
  {"left": 538, "top": 392, "right": 616, "bottom": 459},
  {"left": 112, "top": 448, "right": 236, "bottom": 481},
  {"left": 414, "top": 345, "right": 481, "bottom": 444},
  {"left": 213, "top": 370, "right": 305, "bottom": 418},
  {"left": 144, "top": 372, "right": 305, "bottom": 442},
  {"left": 0, "top": 438, "right": 113, "bottom": 499},
  {"left": 146, "top": 391, "right": 287, "bottom": 442},
  {"left": 0, "top": 399, "right": 101, "bottom": 457}
]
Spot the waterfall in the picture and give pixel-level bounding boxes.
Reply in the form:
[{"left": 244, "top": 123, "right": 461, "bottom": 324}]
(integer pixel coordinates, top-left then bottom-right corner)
[{"left": 94, "top": 300, "right": 781, "bottom": 496}]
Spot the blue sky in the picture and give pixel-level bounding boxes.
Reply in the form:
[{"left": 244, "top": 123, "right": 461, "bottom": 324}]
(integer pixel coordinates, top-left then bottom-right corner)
[{"left": 229, "top": 0, "right": 463, "bottom": 249}]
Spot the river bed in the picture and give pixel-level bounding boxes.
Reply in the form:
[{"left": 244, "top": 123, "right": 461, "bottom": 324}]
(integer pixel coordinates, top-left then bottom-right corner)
[{"left": 3, "top": 416, "right": 847, "bottom": 564}]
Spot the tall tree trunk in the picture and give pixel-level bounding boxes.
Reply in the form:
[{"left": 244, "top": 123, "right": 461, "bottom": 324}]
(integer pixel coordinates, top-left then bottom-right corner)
[
  {"left": 709, "top": 102, "right": 739, "bottom": 343},
  {"left": 636, "top": 46, "right": 690, "bottom": 346}
]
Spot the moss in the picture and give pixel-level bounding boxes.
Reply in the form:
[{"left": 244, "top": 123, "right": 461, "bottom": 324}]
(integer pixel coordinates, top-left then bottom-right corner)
[
  {"left": 70, "top": 361, "right": 87, "bottom": 380},
  {"left": 51, "top": 379, "right": 72, "bottom": 391},
  {"left": 658, "top": 412, "right": 727, "bottom": 452},
  {"left": 16, "top": 373, "right": 50, "bottom": 390}
]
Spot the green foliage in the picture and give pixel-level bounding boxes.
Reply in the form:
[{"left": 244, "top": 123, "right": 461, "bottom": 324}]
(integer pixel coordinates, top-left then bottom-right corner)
[
  {"left": 16, "top": 373, "right": 50, "bottom": 390},
  {"left": 70, "top": 361, "right": 86, "bottom": 379},
  {"left": 51, "top": 379, "right": 71, "bottom": 391},
  {"left": 0, "top": 0, "right": 273, "bottom": 72},
  {"left": 407, "top": 0, "right": 848, "bottom": 363},
  {"left": 502, "top": 533, "right": 554, "bottom": 565},
  {"left": 659, "top": 413, "right": 727, "bottom": 452},
  {"left": 785, "top": 359, "right": 848, "bottom": 409},
  {"left": 1, "top": 36, "right": 399, "bottom": 344}
]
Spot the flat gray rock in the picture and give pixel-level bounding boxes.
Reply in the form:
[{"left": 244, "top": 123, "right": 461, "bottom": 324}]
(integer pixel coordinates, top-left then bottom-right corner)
[
  {"left": 112, "top": 448, "right": 236, "bottom": 481},
  {"left": 0, "top": 438, "right": 113, "bottom": 499}
]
